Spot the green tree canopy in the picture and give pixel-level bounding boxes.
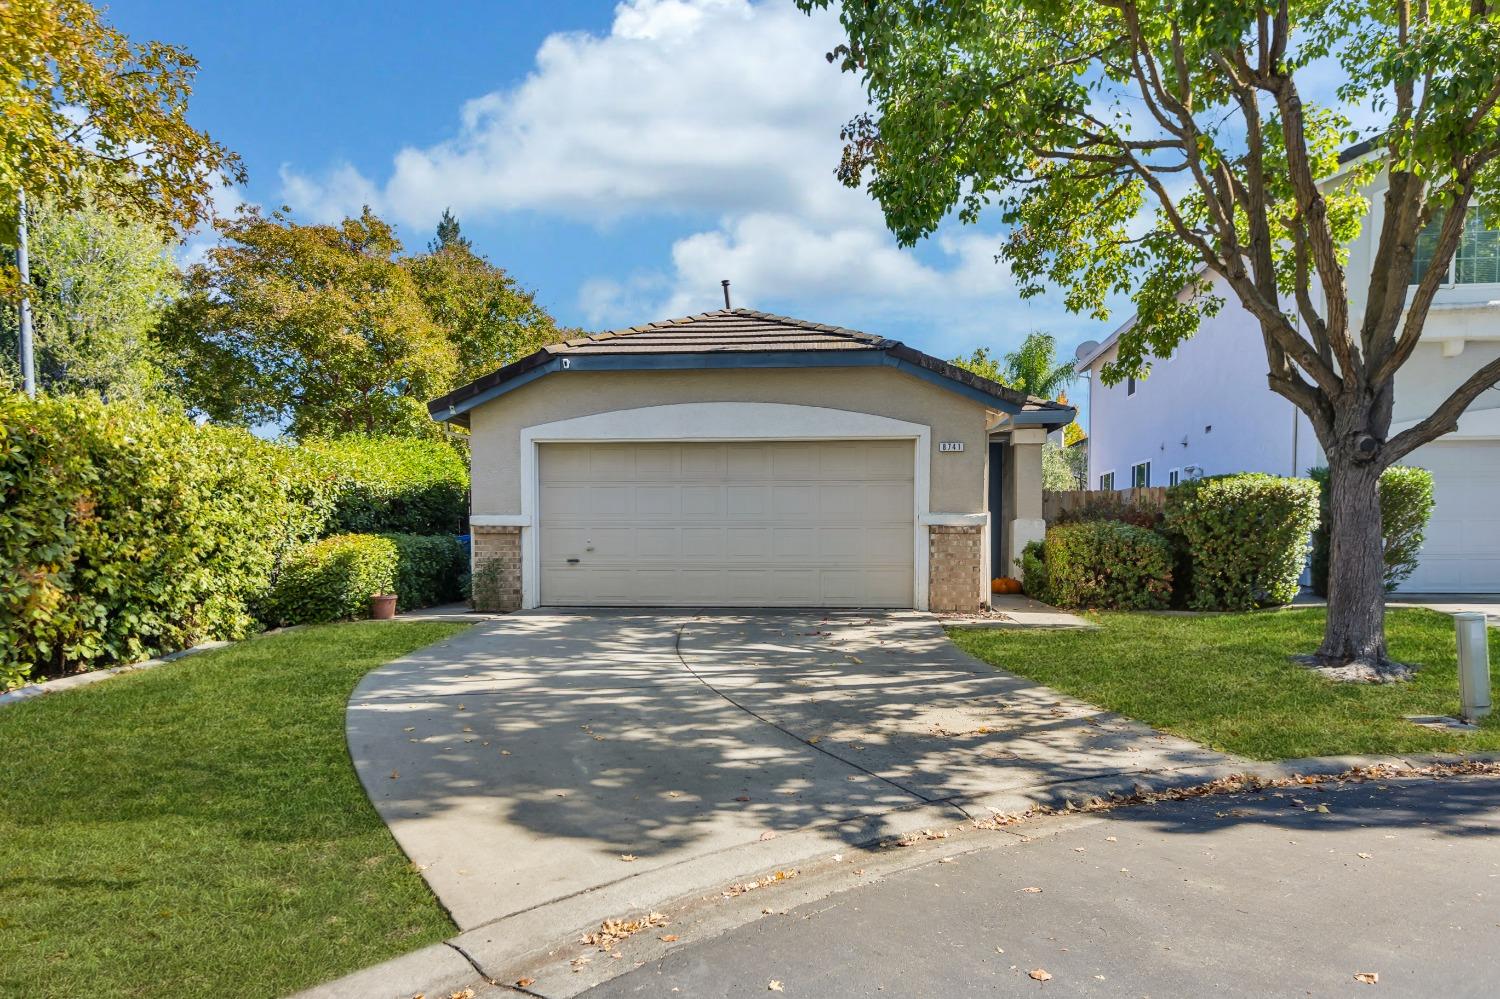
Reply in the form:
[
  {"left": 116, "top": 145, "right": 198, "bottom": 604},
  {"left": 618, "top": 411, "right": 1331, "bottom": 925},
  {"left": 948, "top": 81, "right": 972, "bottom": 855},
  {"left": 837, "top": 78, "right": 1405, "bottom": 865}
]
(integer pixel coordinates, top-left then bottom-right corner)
[
  {"left": 1, "top": 190, "right": 179, "bottom": 400},
  {"left": 951, "top": 332, "right": 1075, "bottom": 399},
  {"left": 158, "top": 207, "right": 455, "bottom": 438},
  {"left": 805, "top": 0, "right": 1500, "bottom": 669},
  {"left": 406, "top": 212, "right": 567, "bottom": 384},
  {"left": 0, "top": 0, "right": 243, "bottom": 256}
]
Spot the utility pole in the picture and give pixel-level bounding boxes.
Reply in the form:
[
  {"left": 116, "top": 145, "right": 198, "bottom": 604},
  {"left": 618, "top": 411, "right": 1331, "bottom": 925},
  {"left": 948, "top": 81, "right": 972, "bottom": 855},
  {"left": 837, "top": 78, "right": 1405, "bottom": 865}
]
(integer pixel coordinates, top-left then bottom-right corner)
[{"left": 17, "top": 188, "right": 36, "bottom": 397}]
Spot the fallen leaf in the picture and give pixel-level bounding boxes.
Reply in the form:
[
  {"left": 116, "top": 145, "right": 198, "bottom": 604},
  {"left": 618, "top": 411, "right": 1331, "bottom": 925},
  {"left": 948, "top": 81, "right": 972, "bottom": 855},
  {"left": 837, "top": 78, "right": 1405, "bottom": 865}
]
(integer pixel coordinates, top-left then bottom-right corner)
[
  {"left": 1029, "top": 968, "right": 1053, "bottom": 982},
  {"left": 1316, "top": 803, "right": 1331, "bottom": 813},
  {"left": 760, "top": 830, "right": 777, "bottom": 841},
  {"left": 848, "top": 655, "right": 863, "bottom": 664},
  {"left": 807, "top": 735, "right": 822, "bottom": 745},
  {"left": 403, "top": 727, "right": 415, "bottom": 732},
  {"left": 938, "top": 857, "right": 955, "bottom": 864},
  {"left": 449, "top": 991, "right": 476, "bottom": 999},
  {"left": 768, "top": 982, "right": 785, "bottom": 992},
  {"left": 735, "top": 795, "right": 751, "bottom": 802},
  {"left": 515, "top": 978, "right": 534, "bottom": 988},
  {"left": 660, "top": 934, "right": 679, "bottom": 942},
  {"left": 1105, "top": 836, "right": 1117, "bottom": 842},
  {"left": 1357, "top": 852, "right": 1373, "bottom": 859},
  {"left": 1354, "top": 972, "right": 1379, "bottom": 985},
  {"left": 620, "top": 854, "right": 638, "bottom": 862},
  {"left": 389, "top": 770, "right": 399, "bottom": 780},
  {"left": 1019, "top": 886, "right": 1043, "bottom": 893}
]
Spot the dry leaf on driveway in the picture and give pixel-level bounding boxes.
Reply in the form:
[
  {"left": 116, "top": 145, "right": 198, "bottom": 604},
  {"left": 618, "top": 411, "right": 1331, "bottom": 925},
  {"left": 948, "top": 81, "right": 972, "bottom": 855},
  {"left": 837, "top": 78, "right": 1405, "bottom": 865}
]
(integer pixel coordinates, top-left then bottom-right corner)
[
  {"left": 1354, "top": 972, "right": 1379, "bottom": 985},
  {"left": 659, "top": 934, "right": 679, "bottom": 942},
  {"left": 1029, "top": 968, "right": 1053, "bottom": 981},
  {"left": 759, "top": 830, "right": 777, "bottom": 841},
  {"left": 1019, "top": 886, "right": 1043, "bottom": 893},
  {"left": 1357, "top": 852, "right": 1373, "bottom": 859},
  {"left": 515, "top": 978, "right": 535, "bottom": 988},
  {"left": 768, "top": 981, "right": 785, "bottom": 992},
  {"left": 620, "top": 854, "right": 638, "bottom": 862}
]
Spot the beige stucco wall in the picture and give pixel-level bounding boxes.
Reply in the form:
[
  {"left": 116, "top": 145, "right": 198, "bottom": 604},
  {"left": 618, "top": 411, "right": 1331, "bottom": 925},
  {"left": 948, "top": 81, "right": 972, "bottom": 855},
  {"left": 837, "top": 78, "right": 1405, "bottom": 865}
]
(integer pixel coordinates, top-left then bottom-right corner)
[{"left": 467, "top": 365, "right": 994, "bottom": 515}]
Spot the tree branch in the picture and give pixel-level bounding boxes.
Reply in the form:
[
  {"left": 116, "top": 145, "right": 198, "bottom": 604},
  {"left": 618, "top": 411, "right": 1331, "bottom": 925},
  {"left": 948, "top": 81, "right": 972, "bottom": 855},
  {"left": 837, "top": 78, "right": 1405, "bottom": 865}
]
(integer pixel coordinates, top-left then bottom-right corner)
[{"left": 1385, "top": 354, "right": 1500, "bottom": 461}]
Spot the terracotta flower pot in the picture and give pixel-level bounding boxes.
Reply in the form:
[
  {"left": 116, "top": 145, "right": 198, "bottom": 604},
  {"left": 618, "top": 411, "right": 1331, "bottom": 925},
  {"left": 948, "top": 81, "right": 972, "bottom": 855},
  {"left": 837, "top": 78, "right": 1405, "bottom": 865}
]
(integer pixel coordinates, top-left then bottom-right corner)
[{"left": 370, "top": 593, "right": 398, "bottom": 620}]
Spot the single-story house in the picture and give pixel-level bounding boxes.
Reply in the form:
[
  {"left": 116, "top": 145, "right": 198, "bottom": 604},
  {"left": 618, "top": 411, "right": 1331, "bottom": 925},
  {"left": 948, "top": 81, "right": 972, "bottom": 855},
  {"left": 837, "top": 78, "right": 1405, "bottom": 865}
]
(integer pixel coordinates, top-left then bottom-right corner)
[{"left": 428, "top": 308, "right": 1074, "bottom": 612}]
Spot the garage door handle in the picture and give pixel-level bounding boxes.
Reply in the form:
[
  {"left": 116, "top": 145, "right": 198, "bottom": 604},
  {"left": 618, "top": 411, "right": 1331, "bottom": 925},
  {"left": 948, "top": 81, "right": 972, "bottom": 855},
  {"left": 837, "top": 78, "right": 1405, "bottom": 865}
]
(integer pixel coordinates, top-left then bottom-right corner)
[{"left": 566, "top": 558, "right": 581, "bottom": 564}]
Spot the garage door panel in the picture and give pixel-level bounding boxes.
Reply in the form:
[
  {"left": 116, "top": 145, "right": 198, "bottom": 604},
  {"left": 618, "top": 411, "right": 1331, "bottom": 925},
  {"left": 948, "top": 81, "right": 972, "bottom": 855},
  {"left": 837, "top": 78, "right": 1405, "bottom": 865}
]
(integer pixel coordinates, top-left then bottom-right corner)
[
  {"left": 726, "top": 486, "right": 769, "bottom": 516},
  {"left": 1398, "top": 440, "right": 1500, "bottom": 593},
  {"left": 634, "top": 485, "right": 679, "bottom": 516},
  {"left": 681, "top": 486, "right": 721, "bottom": 516},
  {"left": 772, "top": 443, "right": 820, "bottom": 478},
  {"left": 588, "top": 485, "right": 633, "bottom": 516},
  {"left": 540, "top": 440, "right": 916, "bottom": 607},
  {"left": 681, "top": 527, "right": 724, "bottom": 558}
]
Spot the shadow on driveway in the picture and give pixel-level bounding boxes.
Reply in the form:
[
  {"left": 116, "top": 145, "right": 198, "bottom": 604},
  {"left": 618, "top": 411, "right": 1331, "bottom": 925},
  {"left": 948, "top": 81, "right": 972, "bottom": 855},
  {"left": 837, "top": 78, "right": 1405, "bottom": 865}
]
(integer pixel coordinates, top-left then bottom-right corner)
[{"left": 346, "top": 610, "right": 1233, "bottom": 932}]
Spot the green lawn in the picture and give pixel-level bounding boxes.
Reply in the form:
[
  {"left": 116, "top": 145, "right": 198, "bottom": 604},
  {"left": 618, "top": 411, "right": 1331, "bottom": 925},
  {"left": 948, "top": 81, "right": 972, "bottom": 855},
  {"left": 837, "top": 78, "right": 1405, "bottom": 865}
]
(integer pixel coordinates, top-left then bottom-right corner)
[
  {"left": 950, "top": 608, "right": 1500, "bottom": 760},
  {"left": 0, "top": 620, "right": 470, "bottom": 999}
]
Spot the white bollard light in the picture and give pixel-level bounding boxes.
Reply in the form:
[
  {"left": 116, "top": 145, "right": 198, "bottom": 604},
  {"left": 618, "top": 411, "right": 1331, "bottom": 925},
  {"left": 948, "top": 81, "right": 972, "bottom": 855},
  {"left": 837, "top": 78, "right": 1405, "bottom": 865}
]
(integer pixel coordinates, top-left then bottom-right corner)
[{"left": 1456, "top": 612, "right": 1491, "bottom": 723}]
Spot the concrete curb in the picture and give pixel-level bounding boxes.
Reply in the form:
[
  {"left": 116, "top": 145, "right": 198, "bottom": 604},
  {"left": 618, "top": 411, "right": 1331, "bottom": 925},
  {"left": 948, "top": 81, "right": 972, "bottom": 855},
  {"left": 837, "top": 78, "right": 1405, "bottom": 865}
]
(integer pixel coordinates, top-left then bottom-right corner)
[
  {"left": 287, "top": 750, "right": 1500, "bottom": 999},
  {"left": 283, "top": 941, "right": 486, "bottom": 999},
  {"left": 0, "top": 640, "right": 234, "bottom": 709}
]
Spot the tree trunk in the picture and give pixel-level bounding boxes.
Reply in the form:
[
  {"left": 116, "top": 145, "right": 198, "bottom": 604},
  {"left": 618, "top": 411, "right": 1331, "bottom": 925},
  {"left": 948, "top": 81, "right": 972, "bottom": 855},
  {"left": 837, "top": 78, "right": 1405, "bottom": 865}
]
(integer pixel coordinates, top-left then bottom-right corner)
[{"left": 1318, "top": 457, "right": 1388, "bottom": 665}]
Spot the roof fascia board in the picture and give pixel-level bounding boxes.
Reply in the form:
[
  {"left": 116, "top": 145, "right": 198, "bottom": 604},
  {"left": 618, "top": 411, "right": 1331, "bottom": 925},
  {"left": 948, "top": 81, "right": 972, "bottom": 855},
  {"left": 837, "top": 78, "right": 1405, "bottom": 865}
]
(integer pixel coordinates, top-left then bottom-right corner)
[{"left": 432, "top": 348, "right": 1061, "bottom": 423}]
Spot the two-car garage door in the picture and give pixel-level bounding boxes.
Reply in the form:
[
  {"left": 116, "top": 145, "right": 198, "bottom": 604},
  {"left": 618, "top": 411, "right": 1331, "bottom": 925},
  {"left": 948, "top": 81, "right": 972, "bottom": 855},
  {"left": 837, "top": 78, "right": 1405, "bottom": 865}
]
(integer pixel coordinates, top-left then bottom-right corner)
[{"left": 538, "top": 440, "right": 915, "bottom": 606}]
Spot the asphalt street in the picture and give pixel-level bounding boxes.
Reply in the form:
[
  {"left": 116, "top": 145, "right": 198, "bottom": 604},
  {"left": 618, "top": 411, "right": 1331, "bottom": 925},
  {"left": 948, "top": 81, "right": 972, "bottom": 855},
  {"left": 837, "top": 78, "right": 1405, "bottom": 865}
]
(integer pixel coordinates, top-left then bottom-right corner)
[{"left": 584, "top": 775, "right": 1500, "bottom": 998}]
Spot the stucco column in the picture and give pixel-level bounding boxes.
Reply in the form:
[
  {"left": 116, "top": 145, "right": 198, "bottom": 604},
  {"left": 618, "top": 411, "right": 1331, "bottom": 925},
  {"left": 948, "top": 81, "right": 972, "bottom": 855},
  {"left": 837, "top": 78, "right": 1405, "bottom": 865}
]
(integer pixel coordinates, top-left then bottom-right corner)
[{"left": 1006, "top": 428, "right": 1047, "bottom": 574}]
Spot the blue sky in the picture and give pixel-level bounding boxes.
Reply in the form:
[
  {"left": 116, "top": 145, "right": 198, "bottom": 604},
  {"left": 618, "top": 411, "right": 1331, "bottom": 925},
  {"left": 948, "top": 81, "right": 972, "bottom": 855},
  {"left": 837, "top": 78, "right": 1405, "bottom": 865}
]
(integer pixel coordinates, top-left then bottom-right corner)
[{"left": 108, "top": 0, "right": 1104, "bottom": 413}]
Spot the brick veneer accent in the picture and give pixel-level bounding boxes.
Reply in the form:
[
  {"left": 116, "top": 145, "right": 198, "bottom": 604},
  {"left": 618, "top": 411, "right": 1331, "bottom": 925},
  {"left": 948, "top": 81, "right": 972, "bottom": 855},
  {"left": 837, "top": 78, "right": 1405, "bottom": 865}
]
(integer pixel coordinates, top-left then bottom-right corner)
[
  {"left": 471, "top": 525, "right": 522, "bottom": 612},
  {"left": 928, "top": 524, "right": 984, "bottom": 613}
]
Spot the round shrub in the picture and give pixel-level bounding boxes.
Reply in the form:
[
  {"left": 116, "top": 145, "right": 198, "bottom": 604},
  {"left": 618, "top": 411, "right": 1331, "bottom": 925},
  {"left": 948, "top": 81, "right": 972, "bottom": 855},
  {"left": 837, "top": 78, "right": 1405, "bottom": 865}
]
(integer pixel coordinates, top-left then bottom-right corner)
[
  {"left": 257, "top": 534, "right": 399, "bottom": 627},
  {"left": 1307, "top": 465, "right": 1435, "bottom": 596},
  {"left": 1163, "top": 473, "right": 1320, "bottom": 610},
  {"left": 381, "top": 533, "right": 467, "bottom": 610},
  {"left": 301, "top": 434, "right": 468, "bottom": 535},
  {"left": 1019, "top": 539, "right": 1050, "bottom": 602},
  {"left": 0, "top": 395, "right": 328, "bottom": 688},
  {"left": 1040, "top": 521, "right": 1173, "bottom": 610}
]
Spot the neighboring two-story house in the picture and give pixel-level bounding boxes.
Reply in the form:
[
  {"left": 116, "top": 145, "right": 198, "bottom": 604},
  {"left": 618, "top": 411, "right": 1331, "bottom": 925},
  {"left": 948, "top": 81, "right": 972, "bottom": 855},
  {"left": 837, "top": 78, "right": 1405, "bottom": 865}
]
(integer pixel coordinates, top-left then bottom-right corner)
[{"left": 1079, "top": 145, "right": 1500, "bottom": 594}]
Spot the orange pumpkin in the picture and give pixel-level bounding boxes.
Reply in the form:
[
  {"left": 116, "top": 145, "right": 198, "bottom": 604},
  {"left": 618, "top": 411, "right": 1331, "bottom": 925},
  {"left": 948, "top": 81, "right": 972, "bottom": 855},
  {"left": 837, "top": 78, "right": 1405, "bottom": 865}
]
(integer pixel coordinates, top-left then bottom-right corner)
[{"left": 991, "top": 577, "right": 1023, "bottom": 594}]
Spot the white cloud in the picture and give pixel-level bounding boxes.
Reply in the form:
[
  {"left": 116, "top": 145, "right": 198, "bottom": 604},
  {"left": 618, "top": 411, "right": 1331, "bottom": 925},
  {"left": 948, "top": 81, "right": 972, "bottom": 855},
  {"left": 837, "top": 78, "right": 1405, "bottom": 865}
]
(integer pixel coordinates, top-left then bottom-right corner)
[
  {"left": 278, "top": 0, "right": 1070, "bottom": 359},
  {"left": 283, "top": 0, "right": 866, "bottom": 229}
]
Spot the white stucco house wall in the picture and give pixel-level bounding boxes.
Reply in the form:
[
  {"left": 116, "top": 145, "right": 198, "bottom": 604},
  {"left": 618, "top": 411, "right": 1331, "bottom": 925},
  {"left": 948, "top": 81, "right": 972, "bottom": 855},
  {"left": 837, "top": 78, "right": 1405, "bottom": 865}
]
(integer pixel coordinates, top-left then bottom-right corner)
[{"left": 1079, "top": 145, "right": 1500, "bottom": 594}]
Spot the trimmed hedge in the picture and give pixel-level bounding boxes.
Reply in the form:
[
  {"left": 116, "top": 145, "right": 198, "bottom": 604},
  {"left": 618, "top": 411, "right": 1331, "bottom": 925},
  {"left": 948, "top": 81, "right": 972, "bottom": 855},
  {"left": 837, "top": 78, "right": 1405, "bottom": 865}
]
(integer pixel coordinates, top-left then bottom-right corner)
[
  {"left": 1163, "top": 473, "right": 1320, "bottom": 610},
  {"left": 1308, "top": 465, "right": 1436, "bottom": 596},
  {"left": 257, "top": 534, "right": 400, "bottom": 627},
  {"left": 1034, "top": 521, "right": 1174, "bottom": 610},
  {"left": 383, "top": 533, "right": 467, "bottom": 611},
  {"left": 0, "top": 395, "right": 327, "bottom": 688},
  {"left": 1020, "top": 539, "right": 1049, "bottom": 601},
  {"left": 302, "top": 435, "right": 468, "bottom": 536}
]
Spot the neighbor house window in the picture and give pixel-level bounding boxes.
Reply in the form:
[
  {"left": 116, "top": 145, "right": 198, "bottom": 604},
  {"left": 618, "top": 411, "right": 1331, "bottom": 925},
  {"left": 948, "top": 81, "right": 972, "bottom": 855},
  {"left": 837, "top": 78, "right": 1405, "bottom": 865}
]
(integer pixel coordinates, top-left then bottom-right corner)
[
  {"left": 1099, "top": 471, "right": 1115, "bottom": 490},
  {"left": 1413, "top": 206, "right": 1500, "bottom": 285},
  {"left": 1126, "top": 375, "right": 1137, "bottom": 396},
  {"left": 1131, "top": 461, "right": 1151, "bottom": 488},
  {"left": 1169, "top": 468, "right": 1180, "bottom": 486}
]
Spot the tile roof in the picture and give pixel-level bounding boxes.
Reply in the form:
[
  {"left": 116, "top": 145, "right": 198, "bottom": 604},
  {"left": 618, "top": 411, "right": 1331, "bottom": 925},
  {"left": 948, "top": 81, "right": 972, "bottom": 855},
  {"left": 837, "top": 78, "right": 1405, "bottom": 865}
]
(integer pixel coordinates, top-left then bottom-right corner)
[
  {"left": 428, "top": 307, "right": 1074, "bottom": 426},
  {"left": 552, "top": 308, "right": 888, "bottom": 354}
]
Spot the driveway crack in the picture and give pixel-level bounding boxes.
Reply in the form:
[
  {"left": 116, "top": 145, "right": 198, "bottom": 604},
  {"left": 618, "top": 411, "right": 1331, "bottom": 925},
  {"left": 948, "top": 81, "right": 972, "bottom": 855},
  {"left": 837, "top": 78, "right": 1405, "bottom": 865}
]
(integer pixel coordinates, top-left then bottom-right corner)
[{"left": 672, "top": 621, "right": 949, "bottom": 811}]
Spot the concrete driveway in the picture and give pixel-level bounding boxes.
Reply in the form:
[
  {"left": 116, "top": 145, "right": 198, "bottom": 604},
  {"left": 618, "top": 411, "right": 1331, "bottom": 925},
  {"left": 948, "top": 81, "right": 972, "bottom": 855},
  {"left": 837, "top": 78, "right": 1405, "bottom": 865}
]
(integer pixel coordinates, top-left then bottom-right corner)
[{"left": 346, "top": 611, "right": 1232, "bottom": 965}]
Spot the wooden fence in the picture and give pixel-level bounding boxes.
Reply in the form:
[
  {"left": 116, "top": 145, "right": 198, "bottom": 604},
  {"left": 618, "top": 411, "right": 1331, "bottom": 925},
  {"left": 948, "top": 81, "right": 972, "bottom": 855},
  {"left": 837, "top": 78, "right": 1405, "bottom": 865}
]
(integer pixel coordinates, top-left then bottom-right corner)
[{"left": 1043, "top": 486, "right": 1168, "bottom": 522}]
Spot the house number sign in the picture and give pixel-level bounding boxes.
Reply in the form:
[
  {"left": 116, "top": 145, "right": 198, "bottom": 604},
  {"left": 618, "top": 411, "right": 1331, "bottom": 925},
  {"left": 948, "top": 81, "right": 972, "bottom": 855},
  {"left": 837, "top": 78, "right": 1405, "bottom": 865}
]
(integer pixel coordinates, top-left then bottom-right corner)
[{"left": 938, "top": 441, "right": 965, "bottom": 452}]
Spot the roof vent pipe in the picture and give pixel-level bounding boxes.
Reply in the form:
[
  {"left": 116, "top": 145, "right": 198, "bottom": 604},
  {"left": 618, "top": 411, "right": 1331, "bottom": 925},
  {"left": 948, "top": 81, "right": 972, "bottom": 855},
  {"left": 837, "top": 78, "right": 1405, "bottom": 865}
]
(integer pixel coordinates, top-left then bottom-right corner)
[{"left": 721, "top": 279, "right": 731, "bottom": 309}]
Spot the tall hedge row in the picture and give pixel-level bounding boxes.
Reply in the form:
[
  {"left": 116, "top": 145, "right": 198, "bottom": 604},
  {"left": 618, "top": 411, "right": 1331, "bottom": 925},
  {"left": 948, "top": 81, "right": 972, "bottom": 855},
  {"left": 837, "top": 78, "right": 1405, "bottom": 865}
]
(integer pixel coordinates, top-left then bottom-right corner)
[
  {"left": 301, "top": 434, "right": 469, "bottom": 535},
  {"left": 1, "top": 398, "right": 472, "bottom": 689},
  {"left": 0, "top": 396, "right": 327, "bottom": 688},
  {"left": 1025, "top": 472, "right": 1324, "bottom": 612}
]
